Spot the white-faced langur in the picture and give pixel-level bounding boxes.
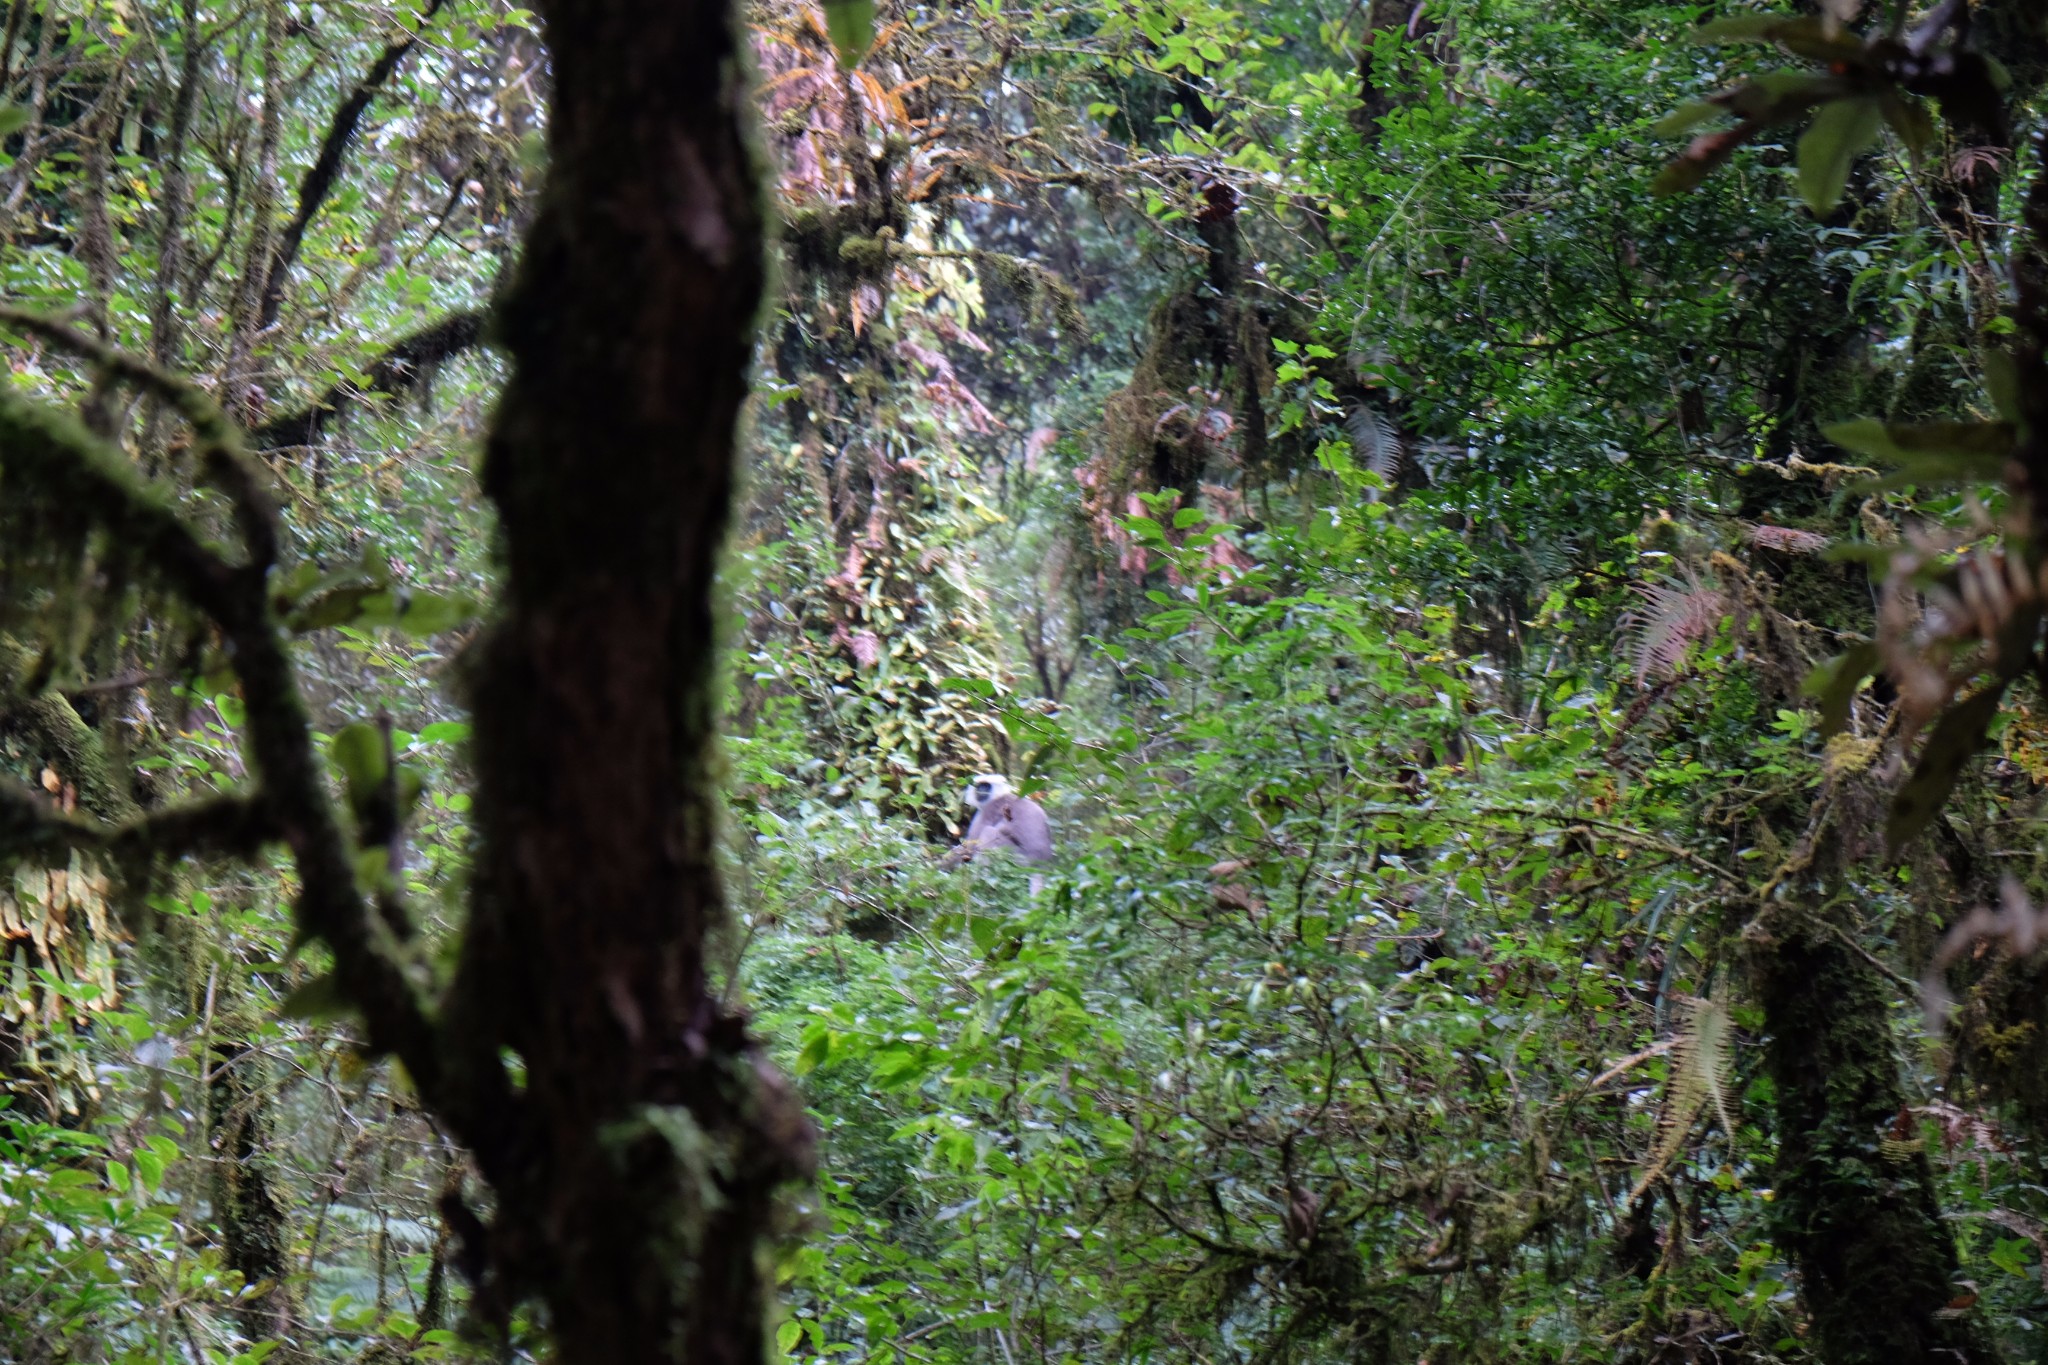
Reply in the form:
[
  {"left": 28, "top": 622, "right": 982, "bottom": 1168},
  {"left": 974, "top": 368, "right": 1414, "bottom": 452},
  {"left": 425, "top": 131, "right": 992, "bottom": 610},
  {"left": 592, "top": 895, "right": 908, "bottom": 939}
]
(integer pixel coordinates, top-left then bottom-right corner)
[{"left": 946, "top": 773, "right": 1053, "bottom": 866}]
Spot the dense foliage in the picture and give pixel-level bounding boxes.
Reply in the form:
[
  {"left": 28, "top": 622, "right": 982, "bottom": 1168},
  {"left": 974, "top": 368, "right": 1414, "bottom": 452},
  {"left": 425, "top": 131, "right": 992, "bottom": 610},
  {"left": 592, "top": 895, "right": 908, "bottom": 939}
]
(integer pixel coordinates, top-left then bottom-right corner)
[{"left": 0, "top": 0, "right": 2046, "bottom": 1361}]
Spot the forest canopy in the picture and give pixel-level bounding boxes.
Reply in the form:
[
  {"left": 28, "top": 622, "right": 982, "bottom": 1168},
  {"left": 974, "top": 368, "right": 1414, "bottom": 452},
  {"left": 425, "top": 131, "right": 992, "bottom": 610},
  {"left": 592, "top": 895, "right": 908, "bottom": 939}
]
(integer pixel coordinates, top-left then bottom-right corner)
[{"left": 0, "top": 0, "right": 2044, "bottom": 1362}]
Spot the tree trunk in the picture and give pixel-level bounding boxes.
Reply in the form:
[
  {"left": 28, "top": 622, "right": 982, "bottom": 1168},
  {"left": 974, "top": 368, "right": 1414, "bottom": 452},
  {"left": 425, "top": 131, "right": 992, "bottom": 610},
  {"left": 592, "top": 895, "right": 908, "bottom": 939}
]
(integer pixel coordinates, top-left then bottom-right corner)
[
  {"left": 209, "top": 1038, "right": 297, "bottom": 1348},
  {"left": 1756, "top": 905, "right": 1997, "bottom": 1364},
  {"left": 452, "top": 0, "right": 812, "bottom": 1358}
]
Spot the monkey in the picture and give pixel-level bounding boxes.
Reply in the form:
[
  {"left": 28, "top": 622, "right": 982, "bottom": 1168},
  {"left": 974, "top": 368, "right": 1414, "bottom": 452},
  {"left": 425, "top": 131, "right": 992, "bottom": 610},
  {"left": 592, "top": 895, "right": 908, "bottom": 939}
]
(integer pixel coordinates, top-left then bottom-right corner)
[{"left": 945, "top": 773, "right": 1053, "bottom": 866}]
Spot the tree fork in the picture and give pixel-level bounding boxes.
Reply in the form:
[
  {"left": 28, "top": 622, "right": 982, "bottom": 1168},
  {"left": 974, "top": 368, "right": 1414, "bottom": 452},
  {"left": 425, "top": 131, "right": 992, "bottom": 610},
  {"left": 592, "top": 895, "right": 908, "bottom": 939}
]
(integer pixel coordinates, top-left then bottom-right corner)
[{"left": 0, "top": 0, "right": 811, "bottom": 1349}]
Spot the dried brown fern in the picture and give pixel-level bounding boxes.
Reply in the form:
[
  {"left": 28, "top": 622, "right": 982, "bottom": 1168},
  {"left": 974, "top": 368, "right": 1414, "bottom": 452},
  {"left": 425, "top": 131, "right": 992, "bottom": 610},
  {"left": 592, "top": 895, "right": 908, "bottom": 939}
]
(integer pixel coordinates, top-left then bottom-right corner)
[
  {"left": 1631, "top": 992, "right": 1737, "bottom": 1201},
  {"left": 1621, "top": 578, "right": 1728, "bottom": 684},
  {"left": 1743, "top": 523, "right": 1829, "bottom": 554}
]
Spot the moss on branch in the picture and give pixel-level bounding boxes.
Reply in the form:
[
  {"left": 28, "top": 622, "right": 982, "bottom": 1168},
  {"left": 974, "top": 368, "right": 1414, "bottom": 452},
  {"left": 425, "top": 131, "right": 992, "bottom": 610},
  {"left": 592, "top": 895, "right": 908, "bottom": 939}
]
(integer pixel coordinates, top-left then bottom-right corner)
[
  {"left": 0, "top": 303, "right": 279, "bottom": 570},
  {"left": 0, "top": 784, "right": 279, "bottom": 864},
  {"left": 0, "top": 389, "right": 245, "bottom": 620},
  {"left": 0, "top": 306, "right": 518, "bottom": 1182}
]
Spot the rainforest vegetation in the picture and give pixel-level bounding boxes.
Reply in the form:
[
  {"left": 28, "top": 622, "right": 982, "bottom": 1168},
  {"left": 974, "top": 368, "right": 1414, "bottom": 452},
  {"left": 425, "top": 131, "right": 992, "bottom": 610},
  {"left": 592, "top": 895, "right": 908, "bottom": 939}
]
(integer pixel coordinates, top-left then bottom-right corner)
[{"left": 0, "top": 0, "right": 2045, "bottom": 1361}]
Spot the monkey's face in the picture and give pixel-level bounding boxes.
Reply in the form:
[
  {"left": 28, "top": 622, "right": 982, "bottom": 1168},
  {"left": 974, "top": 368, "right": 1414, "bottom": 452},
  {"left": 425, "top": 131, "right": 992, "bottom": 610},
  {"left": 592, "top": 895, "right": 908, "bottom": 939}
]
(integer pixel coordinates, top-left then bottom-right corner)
[{"left": 967, "top": 774, "right": 1010, "bottom": 809}]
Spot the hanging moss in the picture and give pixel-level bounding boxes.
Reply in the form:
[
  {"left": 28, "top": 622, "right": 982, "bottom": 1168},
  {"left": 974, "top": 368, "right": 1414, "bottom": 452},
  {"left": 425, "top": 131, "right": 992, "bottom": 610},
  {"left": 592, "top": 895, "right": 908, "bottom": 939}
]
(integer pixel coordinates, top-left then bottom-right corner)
[
  {"left": 973, "top": 249, "right": 1085, "bottom": 338},
  {"left": 836, "top": 229, "right": 895, "bottom": 277},
  {"left": 1100, "top": 283, "right": 1216, "bottom": 494}
]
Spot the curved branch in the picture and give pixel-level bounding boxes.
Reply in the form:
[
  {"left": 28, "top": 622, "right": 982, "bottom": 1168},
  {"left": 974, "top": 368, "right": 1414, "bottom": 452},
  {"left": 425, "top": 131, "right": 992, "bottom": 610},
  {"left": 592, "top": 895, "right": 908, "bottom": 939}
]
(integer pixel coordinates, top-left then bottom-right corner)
[
  {"left": 251, "top": 307, "right": 487, "bottom": 451},
  {"left": 257, "top": 0, "right": 451, "bottom": 330},
  {"left": 0, "top": 387, "right": 245, "bottom": 619},
  {"left": 0, "top": 302, "right": 279, "bottom": 570},
  {"left": 1132, "top": 1189, "right": 1280, "bottom": 1262},
  {"left": 0, "top": 312, "right": 515, "bottom": 1175},
  {"left": 0, "top": 787, "right": 280, "bottom": 864}
]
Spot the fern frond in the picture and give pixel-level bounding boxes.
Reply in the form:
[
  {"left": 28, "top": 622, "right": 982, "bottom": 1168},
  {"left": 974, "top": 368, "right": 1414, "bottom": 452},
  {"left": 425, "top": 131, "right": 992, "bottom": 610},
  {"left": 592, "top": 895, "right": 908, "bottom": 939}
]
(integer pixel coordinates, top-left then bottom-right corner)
[
  {"left": 1630, "top": 992, "right": 1738, "bottom": 1201},
  {"left": 1346, "top": 403, "right": 1403, "bottom": 480},
  {"left": 1687, "top": 991, "right": 1738, "bottom": 1139},
  {"left": 1620, "top": 579, "right": 1727, "bottom": 685},
  {"left": 1744, "top": 523, "right": 1829, "bottom": 554}
]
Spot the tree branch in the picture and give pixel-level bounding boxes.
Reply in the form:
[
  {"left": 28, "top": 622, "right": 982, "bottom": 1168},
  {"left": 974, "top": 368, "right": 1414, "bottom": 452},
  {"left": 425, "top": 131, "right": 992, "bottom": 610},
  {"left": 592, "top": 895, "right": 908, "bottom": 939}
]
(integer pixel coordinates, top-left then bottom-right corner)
[
  {"left": 0, "top": 302, "right": 279, "bottom": 570},
  {"left": 257, "top": 0, "right": 450, "bottom": 330},
  {"left": 0, "top": 787, "right": 280, "bottom": 864},
  {"left": 0, "top": 386, "right": 244, "bottom": 621},
  {"left": 0, "top": 309, "right": 516, "bottom": 1177},
  {"left": 250, "top": 307, "right": 487, "bottom": 451},
  {"left": 1132, "top": 1190, "right": 1278, "bottom": 1262}
]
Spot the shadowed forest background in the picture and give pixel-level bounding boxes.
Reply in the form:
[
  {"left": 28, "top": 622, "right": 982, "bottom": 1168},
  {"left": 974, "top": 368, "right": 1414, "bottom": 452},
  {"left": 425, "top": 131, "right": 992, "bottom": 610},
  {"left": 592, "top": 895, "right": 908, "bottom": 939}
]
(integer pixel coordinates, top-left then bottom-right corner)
[{"left": 1, "top": 0, "right": 2047, "bottom": 1361}]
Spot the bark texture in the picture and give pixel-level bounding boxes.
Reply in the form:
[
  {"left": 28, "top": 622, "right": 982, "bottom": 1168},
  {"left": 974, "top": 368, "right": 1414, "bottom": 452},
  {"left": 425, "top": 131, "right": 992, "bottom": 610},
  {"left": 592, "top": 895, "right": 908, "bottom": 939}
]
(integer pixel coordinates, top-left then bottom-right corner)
[
  {"left": 209, "top": 1040, "right": 297, "bottom": 1346},
  {"left": 449, "top": 0, "right": 813, "bottom": 1357},
  {"left": 1756, "top": 904, "right": 1997, "bottom": 1364},
  {"left": 0, "top": 0, "right": 807, "bottom": 1353}
]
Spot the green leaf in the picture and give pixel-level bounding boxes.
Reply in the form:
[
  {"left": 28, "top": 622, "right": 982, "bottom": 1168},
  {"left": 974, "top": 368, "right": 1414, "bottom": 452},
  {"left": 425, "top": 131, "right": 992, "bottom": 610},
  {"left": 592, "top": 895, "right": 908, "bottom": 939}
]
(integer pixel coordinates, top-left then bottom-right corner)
[
  {"left": 967, "top": 913, "right": 1005, "bottom": 954},
  {"left": 871, "top": 1045, "right": 931, "bottom": 1089},
  {"left": 1651, "top": 102, "right": 1723, "bottom": 137},
  {"left": 1769, "top": 17, "right": 1866, "bottom": 64},
  {"left": 1820, "top": 541, "right": 1896, "bottom": 569},
  {"left": 417, "top": 720, "right": 471, "bottom": 744},
  {"left": 1878, "top": 92, "right": 1935, "bottom": 160},
  {"left": 822, "top": 0, "right": 875, "bottom": 68},
  {"left": 278, "top": 551, "right": 397, "bottom": 632},
  {"left": 271, "top": 559, "right": 324, "bottom": 601},
  {"left": 1720, "top": 71, "right": 1841, "bottom": 122},
  {"left": 1692, "top": 15, "right": 1793, "bottom": 43},
  {"left": 1823, "top": 417, "right": 2015, "bottom": 485},
  {"left": 330, "top": 722, "right": 389, "bottom": 812},
  {"left": 287, "top": 584, "right": 380, "bottom": 632},
  {"left": 1797, "top": 97, "right": 1882, "bottom": 213},
  {"left": 0, "top": 106, "right": 28, "bottom": 137},
  {"left": 277, "top": 973, "right": 350, "bottom": 1021},
  {"left": 1888, "top": 680, "right": 2010, "bottom": 850},
  {"left": 1991, "top": 1237, "right": 2033, "bottom": 1277},
  {"left": 354, "top": 845, "right": 392, "bottom": 890},
  {"left": 1983, "top": 349, "right": 2021, "bottom": 422},
  {"left": 776, "top": 1321, "right": 803, "bottom": 1356},
  {"left": 397, "top": 591, "right": 477, "bottom": 637},
  {"left": 1801, "top": 641, "right": 1879, "bottom": 737},
  {"left": 351, "top": 591, "right": 403, "bottom": 629},
  {"left": 795, "top": 1024, "right": 833, "bottom": 1075}
]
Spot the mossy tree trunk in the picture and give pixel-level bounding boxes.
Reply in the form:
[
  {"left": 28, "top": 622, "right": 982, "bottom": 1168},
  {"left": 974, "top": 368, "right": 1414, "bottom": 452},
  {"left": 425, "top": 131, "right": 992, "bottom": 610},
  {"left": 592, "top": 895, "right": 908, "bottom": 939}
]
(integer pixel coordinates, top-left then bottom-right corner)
[
  {"left": 1755, "top": 895, "right": 1998, "bottom": 1364},
  {"left": 0, "top": 639, "right": 136, "bottom": 1111},
  {"left": 445, "top": 0, "right": 812, "bottom": 1357},
  {"left": 0, "top": 0, "right": 806, "bottom": 1354},
  {"left": 208, "top": 1037, "right": 296, "bottom": 1346}
]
